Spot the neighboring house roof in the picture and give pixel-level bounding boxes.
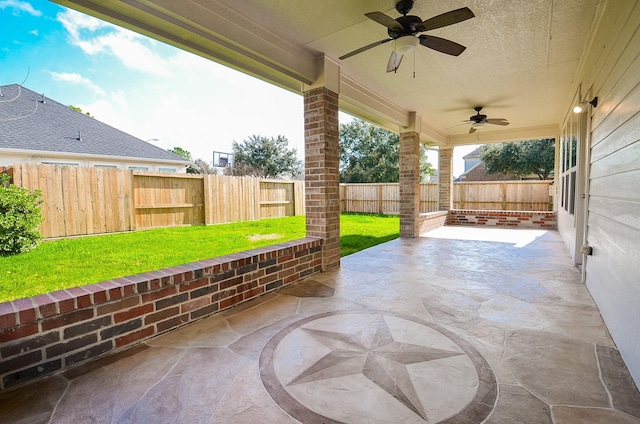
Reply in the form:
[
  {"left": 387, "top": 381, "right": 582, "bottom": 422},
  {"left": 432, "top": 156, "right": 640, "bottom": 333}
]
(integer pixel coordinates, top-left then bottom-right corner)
[
  {"left": 0, "top": 84, "right": 187, "bottom": 164},
  {"left": 462, "top": 147, "right": 482, "bottom": 160},
  {"left": 457, "top": 160, "right": 518, "bottom": 181}
]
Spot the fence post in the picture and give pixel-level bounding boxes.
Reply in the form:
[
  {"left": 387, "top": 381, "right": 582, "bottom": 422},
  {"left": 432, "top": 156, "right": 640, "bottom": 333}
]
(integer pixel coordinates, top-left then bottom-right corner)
[
  {"left": 203, "top": 175, "right": 211, "bottom": 225},
  {"left": 501, "top": 182, "right": 507, "bottom": 210}
]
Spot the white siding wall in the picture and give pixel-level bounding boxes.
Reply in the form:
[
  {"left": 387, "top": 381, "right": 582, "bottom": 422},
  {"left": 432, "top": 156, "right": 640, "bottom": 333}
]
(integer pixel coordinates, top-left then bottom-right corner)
[
  {"left": 0, "top": 151, "right": 186, "bottom": 173},
  {"left": 580, "top": 0, "right": 640, "bottom": 385}
]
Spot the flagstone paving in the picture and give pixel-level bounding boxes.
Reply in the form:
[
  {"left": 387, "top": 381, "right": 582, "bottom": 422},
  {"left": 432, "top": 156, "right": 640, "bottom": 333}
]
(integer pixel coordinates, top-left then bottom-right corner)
[{"left": 1, "top": 227, "right": 639, "bottom": 423}]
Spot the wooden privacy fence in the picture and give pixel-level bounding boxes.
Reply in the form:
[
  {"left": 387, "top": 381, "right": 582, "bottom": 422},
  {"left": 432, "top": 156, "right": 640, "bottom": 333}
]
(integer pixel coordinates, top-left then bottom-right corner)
[
  {"left": 5, "top": 163, "right": 552, "bottom": 239},
  {"left": 453, "top": 181, "right": 553, "bottom": 211},
  {"left": 7, "top": 163, "right": 305, "bottom": 239},
  {"left": 340, "top": 183, "right": 439, "bottom": 214},
  {"left": 339, "top": 181, "right": 553, "bottom": 214}
]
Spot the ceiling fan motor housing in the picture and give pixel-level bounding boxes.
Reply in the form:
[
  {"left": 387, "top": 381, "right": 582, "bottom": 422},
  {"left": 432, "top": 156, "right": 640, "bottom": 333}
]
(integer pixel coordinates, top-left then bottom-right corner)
[
  {"left": 388, "top": 15, "right": 423, "bottom": 38},
  {"left": 471, "top": 106, "right": 487, "bottom": 122},
  {"left": 395, "top": 0, "right": 415, "bottom": 15}
]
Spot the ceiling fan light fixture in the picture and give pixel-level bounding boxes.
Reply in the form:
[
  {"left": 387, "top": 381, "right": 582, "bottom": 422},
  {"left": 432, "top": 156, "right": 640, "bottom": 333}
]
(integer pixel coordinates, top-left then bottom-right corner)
[
  {"left": 395, "top": 35, "right": 419, "bottom": 55},
  {"left": 471, "top": 122, "right": 484, "bottom": 129}
]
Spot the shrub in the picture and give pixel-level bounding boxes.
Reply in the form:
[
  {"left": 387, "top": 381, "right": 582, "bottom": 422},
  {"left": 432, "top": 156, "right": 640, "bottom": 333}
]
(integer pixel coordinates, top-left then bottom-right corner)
[{"left": 0, "top": 173, "right": 44, "bottom": 256}]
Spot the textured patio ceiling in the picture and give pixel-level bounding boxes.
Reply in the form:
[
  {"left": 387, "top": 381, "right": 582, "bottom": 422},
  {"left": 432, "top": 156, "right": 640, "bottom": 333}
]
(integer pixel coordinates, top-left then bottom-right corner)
[{"left": 54, "top": 0, "right": 601, "bottom": 147}]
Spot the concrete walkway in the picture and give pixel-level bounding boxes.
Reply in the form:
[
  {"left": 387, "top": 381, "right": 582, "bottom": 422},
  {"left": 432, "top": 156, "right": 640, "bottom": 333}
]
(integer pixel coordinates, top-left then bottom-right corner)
[{"left": 1, "top": 227, "right": 639, "bottom": 423}]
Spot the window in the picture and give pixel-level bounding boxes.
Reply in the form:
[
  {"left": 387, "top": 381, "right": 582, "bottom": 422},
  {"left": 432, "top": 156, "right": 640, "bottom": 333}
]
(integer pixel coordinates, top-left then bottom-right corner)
[
  {"left": 94, "top": 164, "right": 118, "bottom": 168},
  {"left": 42, "top": 161, "right": 79, "bottom": 167},
  {"left": 560, "top": 109, "right": 578, "bottom": 216},
  {"left": 158, "top": 167, "right": 177, "bottom": 173},
  {"left": 128, "top": 166, "right": 149, "bottom": 171}
]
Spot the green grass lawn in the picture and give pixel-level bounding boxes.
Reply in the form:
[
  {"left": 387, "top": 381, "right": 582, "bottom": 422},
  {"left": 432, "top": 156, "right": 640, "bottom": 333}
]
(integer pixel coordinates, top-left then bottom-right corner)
[{"left": 0, "top": 214, "right": 399, "bottom": 302}]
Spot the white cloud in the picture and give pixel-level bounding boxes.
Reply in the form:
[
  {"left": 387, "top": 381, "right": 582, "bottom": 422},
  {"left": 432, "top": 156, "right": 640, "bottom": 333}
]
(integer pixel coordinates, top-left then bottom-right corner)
[
  {"left": 49, "top": 71, "right": 106, "bottom": 96},
  {"left": 54, "top": 9, "right": 307, "bottom": 164},
  {"left": 56, "top": 8, "right": 110, "bottom": 39},
  {"left": 29, "top": 29, "right": 38, "bottom": 36},
  {"left": 0, "top": 0, "right": 41, "bottom": 16},
  {"left": 57, "top": 9, "right": 171, "bottom": 76}
]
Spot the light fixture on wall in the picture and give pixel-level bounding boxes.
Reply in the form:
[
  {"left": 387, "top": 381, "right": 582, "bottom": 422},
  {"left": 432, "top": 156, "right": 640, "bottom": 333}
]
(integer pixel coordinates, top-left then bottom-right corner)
[
  {"left": 395, "top": 35, "right": 419, "bottom": 55},
  {"left": 573, "top": 96, "right": 598, "bottom": 113}
]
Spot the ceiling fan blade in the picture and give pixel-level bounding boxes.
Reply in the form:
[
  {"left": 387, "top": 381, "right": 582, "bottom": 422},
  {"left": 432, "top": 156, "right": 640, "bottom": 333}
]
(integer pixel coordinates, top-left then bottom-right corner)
[
  {"left": 419, "top": 35, "right": 466, "bottom": 56},
  {"left": 416, "top": 7, "right": 475, "bottom": 32},
  {"left": 486, "top": 119, "right": 510, "bottom": 126},
  {"left": 386, "top": 50, "right": 403, "bottom": 73},
  {"left": 446, "top": 122, "right": 472, "bottom": 129},
  {"left": 339, "top": 38, "right": 393, "bottom": 60},
  {"left": 365, "top": 11, "right": 403, "bottom": 30},
  {"left": 469, "top": 127, "right": 477, "bottom": 134}
]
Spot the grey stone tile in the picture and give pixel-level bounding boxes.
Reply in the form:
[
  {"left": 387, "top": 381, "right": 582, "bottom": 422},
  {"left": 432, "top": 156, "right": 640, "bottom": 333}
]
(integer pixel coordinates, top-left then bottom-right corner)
[
  {"left": 277, "top": 278, "right": 335, "bottom": 297},
  {"left": 116, "top": 347, "right": 248, "bottom": 423},
  {"left": 296, "top": 296, "right": 366, "bottom": 315},
  {"left": 597, "top": 345, "right": 640, "bottom": 418},
  {"left": 478, "top": 295, "right": 547, "bottom": 330},
  {"left": 552, "top": 406, "right": 640, "bottom": 424},
  {"left": 147, "top": 314, "right": 239, "bottom": 348},
  {"left": 503, "top": 330, "right": 610, "bottom": 406},
  {"left": 0, "top": 376, "right": 68, "bottom": 424},
  {"left": 51, "top": 346, "right": 184, "bottom": 423},
  {"left": 210, "top": 363, "right": 299, "bottom": 424},
  {"left": 537, "top": 303, "right": 615, "bottom": 347},
  {"left": 228, "top": 313, "right": 304, "bottom": 361},
  {"left": 484, "top": 384, "right": 552, "bottom": 424},
  {"left": 225, "top": 294, "right": 300, "bottom": 335},
  {"left": 540, "top": 279, "right": 597, "bottom": 306}
]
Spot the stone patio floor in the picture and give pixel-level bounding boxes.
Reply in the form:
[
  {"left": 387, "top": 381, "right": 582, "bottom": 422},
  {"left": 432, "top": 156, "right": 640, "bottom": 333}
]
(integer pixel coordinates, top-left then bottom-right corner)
[{"left": 1, "top": 226, "right": 639, "bottom": 423}]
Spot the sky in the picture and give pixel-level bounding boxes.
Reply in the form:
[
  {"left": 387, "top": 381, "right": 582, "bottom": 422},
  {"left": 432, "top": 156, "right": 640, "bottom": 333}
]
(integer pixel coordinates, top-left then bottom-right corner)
[{"left": 0, "top": 0, "right": 474, "bottom": 177}]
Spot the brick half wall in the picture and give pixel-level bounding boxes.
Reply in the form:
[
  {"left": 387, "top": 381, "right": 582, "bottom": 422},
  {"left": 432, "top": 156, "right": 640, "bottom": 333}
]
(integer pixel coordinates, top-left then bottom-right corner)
[
  {"left": 447, "top": 210, "right": 556, "bottom": 229},
  {"left": 418, "top": 211, "right": 449, "bottom": 235},
  {"left": 0, "top": 238, "right": 322, "bottom": 390}
]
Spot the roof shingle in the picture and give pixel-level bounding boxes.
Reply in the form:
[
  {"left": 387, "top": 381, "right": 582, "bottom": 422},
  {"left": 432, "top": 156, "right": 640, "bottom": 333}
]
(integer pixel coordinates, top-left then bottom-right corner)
[{"left": 0, "top": 84, "right": 186, "bottom": 163}]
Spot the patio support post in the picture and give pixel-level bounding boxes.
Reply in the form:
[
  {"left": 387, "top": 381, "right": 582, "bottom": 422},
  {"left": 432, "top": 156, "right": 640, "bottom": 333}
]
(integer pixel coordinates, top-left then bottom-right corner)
[
  {"left": 303, "top": 56, "right": 341, "bottom": 271},
  {"left": 439, "top": 147, "right": 453, "bottom": 211},
  {"left": 399, "top": 113, "right": 421, "bottom": 238}
]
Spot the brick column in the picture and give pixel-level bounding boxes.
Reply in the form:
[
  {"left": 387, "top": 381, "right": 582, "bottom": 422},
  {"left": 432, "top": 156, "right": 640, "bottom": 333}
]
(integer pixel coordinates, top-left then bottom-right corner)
[
  {"left": 399, "top": 131, "right": 420, "bottom": 238},
  {"left": 304, "top": 87, "right": 340, "bottom": 271},
  {"left": 439, "top": 147, "right": 453, "bottom": 211}
]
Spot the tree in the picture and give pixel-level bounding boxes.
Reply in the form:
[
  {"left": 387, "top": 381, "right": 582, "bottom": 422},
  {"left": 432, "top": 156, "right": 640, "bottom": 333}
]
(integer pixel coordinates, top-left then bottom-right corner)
[
  {"left": 167, "top": 147, "right": 203, "bottom": 174},
  {"left": 339, "top": 119, "right": 434, "bottom": 183},
  {"left": 167, "top": 147, "right": 192, "bottom": 161},
  {"left": 230, "top": 135, "right": 302, "bottom": 179},
  {"left": 69, "top": 105, "right": 94, "bottom": 118},
  {"left": 520, "top": 139, "right": 556, "bottom": 179},
  {"left": 480, "top": 139, "right": 555, "bottom": 180},
  {"left": 191, "top": 158, "right": 217, "bottom": 175}
]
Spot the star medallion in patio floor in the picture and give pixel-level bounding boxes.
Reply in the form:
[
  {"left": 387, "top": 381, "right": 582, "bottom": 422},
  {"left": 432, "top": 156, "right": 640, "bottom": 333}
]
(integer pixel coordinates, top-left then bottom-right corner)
[{"left": 260, "top": 310, "right": 496, "bottom": 424}]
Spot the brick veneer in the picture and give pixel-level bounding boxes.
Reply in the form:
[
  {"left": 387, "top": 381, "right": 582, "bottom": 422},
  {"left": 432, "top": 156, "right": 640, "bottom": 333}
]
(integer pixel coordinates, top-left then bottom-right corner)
[
  {"left": 448, "top": 209, "right": 556, "bottom": 229},
  {"left": 0, "top": 238, "right": 322, "bottom": 390},
  {"left": 439, "top": 148, "right": 453, "bottom": 210},
  {"left": 304, "top": 87, "right": 340, "bottom": 271},
  {"left": 418, "top": 211, "right": 449, "bottom": 234},
  {"left": 399, "top": 131, "right": 420, "bottom": 238}
]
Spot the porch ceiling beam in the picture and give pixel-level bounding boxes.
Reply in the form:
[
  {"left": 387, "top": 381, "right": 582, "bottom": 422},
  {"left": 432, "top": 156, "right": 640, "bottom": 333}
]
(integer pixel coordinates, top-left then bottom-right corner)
[
  {"left": 53, "top": 0, "right": 319, "bottom": 92},
  {"left": 447, "top": 124, "right": 560, "bottom": 146}
]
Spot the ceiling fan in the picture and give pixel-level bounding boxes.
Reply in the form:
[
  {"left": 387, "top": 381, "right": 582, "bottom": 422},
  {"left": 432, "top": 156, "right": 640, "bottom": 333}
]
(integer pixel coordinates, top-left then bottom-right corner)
[
  {"left": 339, "top": 0, "right": 474, "bottom": 72},
  {"left": 464, "top": 106, "right": 510, "bottom": 134}
]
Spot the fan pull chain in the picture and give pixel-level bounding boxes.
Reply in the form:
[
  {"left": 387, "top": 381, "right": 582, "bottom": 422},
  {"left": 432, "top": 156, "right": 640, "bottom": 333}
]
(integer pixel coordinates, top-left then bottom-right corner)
[{"left": 413, "top": 48, "right": 416, "bottom": 79}]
